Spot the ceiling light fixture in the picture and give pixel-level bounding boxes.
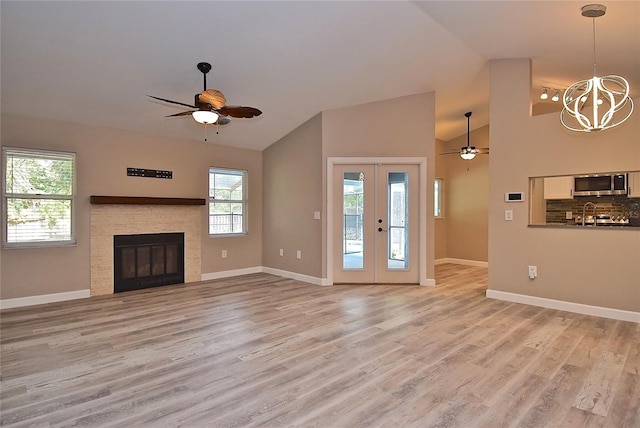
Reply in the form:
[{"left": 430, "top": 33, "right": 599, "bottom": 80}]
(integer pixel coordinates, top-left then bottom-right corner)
[
  {"left": 540, "top": 87, "right": 563, "bottom": 102},
  {"left": 561, "top": 4, "right": 633, "bottom": 132},
  {"left": 460, "top": 111, "right": 477, "bottom": 160},
  {"left": 460, "top": 147, "right": 477, "bottom": 161},
  {"left": 192, "top": 110, "right": 219, "bottom": 125}
]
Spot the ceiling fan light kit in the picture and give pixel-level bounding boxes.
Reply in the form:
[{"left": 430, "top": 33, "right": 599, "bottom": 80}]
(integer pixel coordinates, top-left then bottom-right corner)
[
  {"left": 192, "top": 110, "right": 219, "bottom": 125},
  {"left": 560, "top": 4, "right": 633, "bottom": 132}
]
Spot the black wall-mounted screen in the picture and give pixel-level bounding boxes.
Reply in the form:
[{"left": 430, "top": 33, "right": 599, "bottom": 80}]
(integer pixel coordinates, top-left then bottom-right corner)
[{"left": 127, "top": 167, "right": 172, "bottom": 179}]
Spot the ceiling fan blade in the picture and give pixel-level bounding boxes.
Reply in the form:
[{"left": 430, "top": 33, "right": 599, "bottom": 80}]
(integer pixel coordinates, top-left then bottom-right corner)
[
  {"left": 218, "top": 106, "right": 262, "bottom": 118},
  {"left": 148, "top": 95, "right": 197, "bottom": 109},
  {"left": 165, "top": 111, "right": 195, "bottom": 118},
  {"left": 199, "top": 89, "right": 227, "bottom": 110},
  {"left": 439, "top": 151, "right": 462, "bottom": 155}
]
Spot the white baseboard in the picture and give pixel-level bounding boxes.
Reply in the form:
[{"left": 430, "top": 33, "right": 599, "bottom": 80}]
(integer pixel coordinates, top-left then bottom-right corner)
[
  {"left": 0, "top": 289, "right": 90, "bottom": 310},
  {"left": 261, "top": 267, "right": 331, "bottom": 286},
  {"left": 421, "top": 278, "right": 436, "bottom": 287},
  {"left": 435, "top": 258, "right": 488, "bottom": 268},
  {"left": 201, "top": 266, "right": 330, "bottom": 286},
  {"left": 200, "top": 266, "right": 263, "bottom": 282},
  {"left": 486, "top": 289, "right": 640, "bottom": 324}
]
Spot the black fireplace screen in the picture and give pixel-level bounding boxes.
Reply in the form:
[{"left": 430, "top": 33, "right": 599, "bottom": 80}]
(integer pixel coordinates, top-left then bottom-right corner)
[{"left": 114, "top": 232, "right": 184, "bottom": 293}]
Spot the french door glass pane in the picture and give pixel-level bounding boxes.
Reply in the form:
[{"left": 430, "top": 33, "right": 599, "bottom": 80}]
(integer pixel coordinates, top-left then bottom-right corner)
[
  {"left": 343, "top": 171, "right": 364, "bottom": 269},
  {"left": 388, "top": 172, "right": 408, "bottom": 269}
]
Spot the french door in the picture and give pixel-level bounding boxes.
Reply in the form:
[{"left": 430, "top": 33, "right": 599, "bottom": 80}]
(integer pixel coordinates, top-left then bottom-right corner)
[{"left": 333, "top": 163, "right": 419, "bottom": 283}]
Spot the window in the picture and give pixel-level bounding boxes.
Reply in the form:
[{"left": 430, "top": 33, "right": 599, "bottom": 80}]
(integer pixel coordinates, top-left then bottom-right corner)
[
  {"left": 209, "top": 167, "right": 247, "bottom": 235},
  {"left": 434, "top": 178, "right": 443, "bottom": 218},
  {"left": 2, "top": 147, "right": 76, "bottom": 247}
]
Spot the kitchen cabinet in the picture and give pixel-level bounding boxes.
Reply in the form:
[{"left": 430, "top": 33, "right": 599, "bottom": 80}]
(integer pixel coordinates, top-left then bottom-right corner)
[
  {"left": 544, "top": 176, "right": 574, "bottom": 200},
  {"left": 629, "top": 172, "right": 640, "bottom": 198}
]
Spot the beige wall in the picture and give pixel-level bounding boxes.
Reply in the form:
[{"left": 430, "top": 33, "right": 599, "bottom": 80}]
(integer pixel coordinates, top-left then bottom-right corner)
[
  {"left": 434, "top": 138, "right": 448, "bottom": 260},
  {"left": 322, "top": 92, "right": 436, "bottom": 282},
  {"left": 262, "top": 114, "right": 323, "bottom": 277},
  {"left": 1, "top": 114, "right": 262, "bottom": 300},
  {"left": 488, "top": 59, "right": 640, "bottom": 312},
  {"left": 440, "top": 125, "right": 489, "bottom": 263}
]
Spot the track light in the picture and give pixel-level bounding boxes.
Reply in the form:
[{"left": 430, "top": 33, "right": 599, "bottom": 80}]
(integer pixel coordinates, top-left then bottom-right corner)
[{"left": 540, "top": 87, "right": 563, "bottom": 102}]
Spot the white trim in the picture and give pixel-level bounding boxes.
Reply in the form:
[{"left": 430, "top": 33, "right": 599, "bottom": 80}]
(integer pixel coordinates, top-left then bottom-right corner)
[
  {"left": 327, "top": 157, "right": 428, "bottom": 285},
  {"left": 486, "top": 289, "right": 640, "bottom": 324},
  {"left": 200, "top": 266, "right": 262, "bottom": 281},
  {"left": 0, "top": 289, "right": 90, "bottom": 310},
  {"left": 435, "top": 258, "right": 489, "bottom": 268},
  {"left": 201, "top": 266, "right": 331, "bottom": 286},
  {"left": 421, "top": 278, "right": 436, "bottom": 287},
  {"left": 261, "top": 267, "right": 331, "bottom": 286}
]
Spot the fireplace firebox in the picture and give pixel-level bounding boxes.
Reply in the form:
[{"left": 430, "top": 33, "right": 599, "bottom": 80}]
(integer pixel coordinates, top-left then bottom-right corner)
[{"left": 114, "top": 232, "right": 184, "bottom": 293}]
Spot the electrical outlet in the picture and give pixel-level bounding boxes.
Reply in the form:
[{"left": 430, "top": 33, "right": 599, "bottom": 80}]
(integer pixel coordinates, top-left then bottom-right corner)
[
  {"left": 528, "top": 265, "right": 537, "bottom": 279},
  {"left": 222, "top": 250, "right": 227, "bottom": 258},
  {"left": 279, "top": 249, "right": 284, "bottom": 257},
  {"left": 296, "top": 250, "right": 302, "bottom": 259}
]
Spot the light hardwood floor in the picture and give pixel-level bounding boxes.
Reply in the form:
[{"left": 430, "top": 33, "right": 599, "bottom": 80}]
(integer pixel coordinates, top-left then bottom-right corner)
[{"left": 1, "top": 264, "right": 638, "bottom": 427}]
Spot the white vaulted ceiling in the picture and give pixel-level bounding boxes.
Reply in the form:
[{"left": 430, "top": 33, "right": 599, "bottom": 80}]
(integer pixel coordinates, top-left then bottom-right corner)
[{"left": 1, "top": 1, "right": 638, "bottom": 150}]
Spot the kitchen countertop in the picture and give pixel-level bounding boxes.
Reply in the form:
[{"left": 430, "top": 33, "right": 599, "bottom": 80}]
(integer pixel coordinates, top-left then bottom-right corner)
[{"left": 529, "top": 223, "right": 640, "bottom": 229}]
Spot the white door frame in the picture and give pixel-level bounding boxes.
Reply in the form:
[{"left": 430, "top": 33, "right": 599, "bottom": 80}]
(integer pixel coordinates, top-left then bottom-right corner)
[{"left": 327, "top": 157, "right": 429, "bottom": 286}]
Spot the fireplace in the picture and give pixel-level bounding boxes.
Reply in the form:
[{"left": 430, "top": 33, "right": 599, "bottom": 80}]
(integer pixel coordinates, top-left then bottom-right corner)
[{"left": 114, "top": 232, "right": 185, "bottom": 293}]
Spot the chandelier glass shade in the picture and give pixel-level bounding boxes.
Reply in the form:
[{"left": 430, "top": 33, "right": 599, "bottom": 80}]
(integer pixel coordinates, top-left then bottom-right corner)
[
  {"left": 560, "top": 4, "right": 634, "bottom": 132},
  {"left": 192, "top": 110, "right": 219, "bottom": 125}
]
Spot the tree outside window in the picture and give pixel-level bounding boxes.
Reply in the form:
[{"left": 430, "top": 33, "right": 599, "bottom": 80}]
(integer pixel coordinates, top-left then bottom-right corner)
[{"left": 2, "top": 147, "right": 76, "bottom": 247}]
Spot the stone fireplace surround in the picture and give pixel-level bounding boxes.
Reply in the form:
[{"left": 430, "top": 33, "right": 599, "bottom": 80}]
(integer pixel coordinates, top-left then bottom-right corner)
[{"left": 90, "top": 197, "right": 203, "bottom": 296}]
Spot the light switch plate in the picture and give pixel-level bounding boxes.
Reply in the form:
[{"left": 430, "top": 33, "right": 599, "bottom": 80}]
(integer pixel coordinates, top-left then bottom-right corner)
[{"left": 505, "top": 210, "right": 513, "bottom": 221}]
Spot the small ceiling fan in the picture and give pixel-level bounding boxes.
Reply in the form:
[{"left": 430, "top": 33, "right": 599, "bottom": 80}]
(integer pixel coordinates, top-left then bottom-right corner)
[
  {"left": 148, "top": 62, "right": 262, "bottom": 133},
  {"left": 440, "top": 111, "right": 489, "bottom": 160}
]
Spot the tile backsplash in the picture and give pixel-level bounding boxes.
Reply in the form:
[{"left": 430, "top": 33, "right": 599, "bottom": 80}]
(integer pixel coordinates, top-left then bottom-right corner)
[{"left": 546, "top": 196, "right": 640, "bottom": 226}]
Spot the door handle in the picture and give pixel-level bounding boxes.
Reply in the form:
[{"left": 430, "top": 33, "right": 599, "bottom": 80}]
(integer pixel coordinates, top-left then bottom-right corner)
[{"left": 378, "top": 227, "right": 387, "bottom": 232}]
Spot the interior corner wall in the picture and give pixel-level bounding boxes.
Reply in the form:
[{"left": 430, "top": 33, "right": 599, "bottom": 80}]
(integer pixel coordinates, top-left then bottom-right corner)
[
  {"left": 262, "top": 113, "right": 323, "bottom": 278},
  {"left": 434, "top": 138, "right": 448, "bottom": 260},
  {"left": 488, "top": 58, "right": 640, "bottom": 313},
  {"left": 441, "top": 125, "right": 489, "bottom": 263},
  {"left": 322, "top": 92, "right": 436, "bottom": 282},
  {"left": 1, "top": 114, "right": 263, "bottom": 300}
]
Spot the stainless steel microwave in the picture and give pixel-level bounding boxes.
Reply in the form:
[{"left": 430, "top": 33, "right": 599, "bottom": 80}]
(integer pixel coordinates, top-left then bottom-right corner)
[{"left": 573, "top": 173, "right": 628, "bottom": 196}]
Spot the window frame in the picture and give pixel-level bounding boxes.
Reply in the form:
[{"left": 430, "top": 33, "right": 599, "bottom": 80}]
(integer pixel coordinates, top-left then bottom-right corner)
[
  {"left": 2, "top": 147, "right": 77, "bottom": 248},
  {"left": 208, "top": 167, "right": 248, "bottom": 237},
  {"left": 434, "top": 177, "right": 444, "bottom": 218}
]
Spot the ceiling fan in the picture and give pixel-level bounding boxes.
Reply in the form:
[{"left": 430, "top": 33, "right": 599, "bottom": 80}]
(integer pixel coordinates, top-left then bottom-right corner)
[
  {"left": 148, "top": 62, "right": 262, "bottom": 136},
  {"left": 440, "top": 111, "right": 489, "bottom": 160}
]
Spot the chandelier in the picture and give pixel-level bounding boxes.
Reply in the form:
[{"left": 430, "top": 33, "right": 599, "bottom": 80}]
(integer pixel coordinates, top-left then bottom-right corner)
[{"left": 560, "top": 4, "right": 633, "bottom": 132}]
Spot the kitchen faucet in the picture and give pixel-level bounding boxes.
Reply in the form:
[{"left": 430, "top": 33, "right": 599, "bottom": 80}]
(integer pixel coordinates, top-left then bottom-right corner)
[{"left": 582, "top": 202, "right": 597, "bottom": 226}]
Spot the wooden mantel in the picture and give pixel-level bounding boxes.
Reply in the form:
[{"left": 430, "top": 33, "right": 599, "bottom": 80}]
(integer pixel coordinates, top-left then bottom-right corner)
[{"left": 90, "top": 196, "right": 206, "bottom": 206}]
